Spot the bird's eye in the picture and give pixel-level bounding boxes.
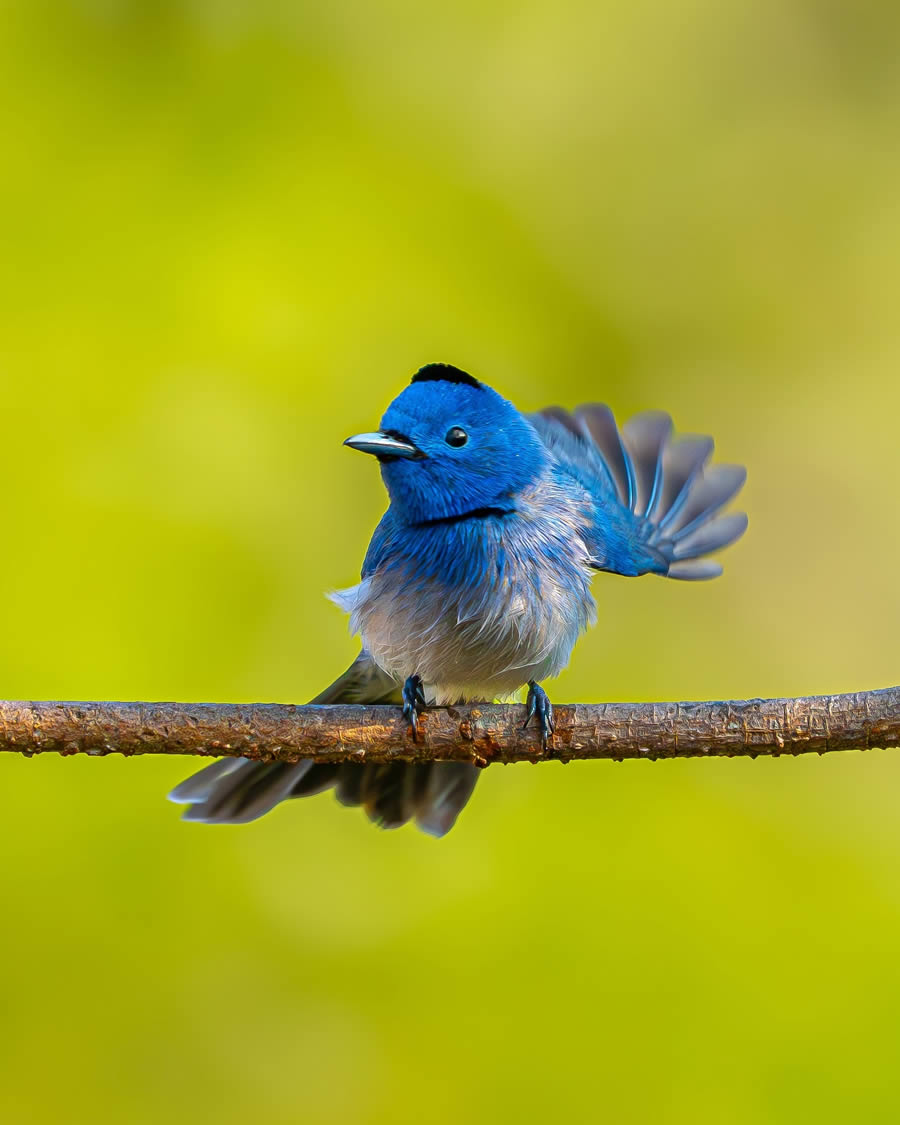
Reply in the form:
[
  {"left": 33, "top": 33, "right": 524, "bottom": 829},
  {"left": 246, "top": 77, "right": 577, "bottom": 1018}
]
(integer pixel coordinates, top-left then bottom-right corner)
[{"left": 445, "top": 426, "right": 468, "bottom": 448}]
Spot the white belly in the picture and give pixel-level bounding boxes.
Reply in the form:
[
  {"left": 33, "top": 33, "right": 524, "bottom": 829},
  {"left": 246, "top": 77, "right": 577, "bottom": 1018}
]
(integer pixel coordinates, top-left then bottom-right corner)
[{"left": 332, "top": 560, "right": 595, "bottom": 704}]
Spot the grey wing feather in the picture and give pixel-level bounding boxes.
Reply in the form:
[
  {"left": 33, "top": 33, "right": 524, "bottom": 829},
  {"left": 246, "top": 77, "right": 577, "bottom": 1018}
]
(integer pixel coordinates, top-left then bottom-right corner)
[
  {"left": 654, "top": 464, "right": 747, "bottom": 539},
  {"left": 620, "top": 411, "right": 672, "bottom": 517},
  {"left": 670, "top": 511, "right": 749, "bottom": 560},
  {"left": 653, "top": 436, "right": 714, "bottom": 527},
  {"left": 533, "top": 401, "right": 747, "bottom": 581},
  {"left": 665, "top": 560, "right": 724, "bottom": 580},
  {"left": 576, "top": 403, "right": 636, "bottom": 507}
]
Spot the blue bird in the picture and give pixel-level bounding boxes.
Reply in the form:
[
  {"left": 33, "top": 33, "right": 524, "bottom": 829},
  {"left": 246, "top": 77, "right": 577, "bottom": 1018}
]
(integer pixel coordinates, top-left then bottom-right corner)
[{"left": 169, "top": 363, "right": 747, "bottom": 835}]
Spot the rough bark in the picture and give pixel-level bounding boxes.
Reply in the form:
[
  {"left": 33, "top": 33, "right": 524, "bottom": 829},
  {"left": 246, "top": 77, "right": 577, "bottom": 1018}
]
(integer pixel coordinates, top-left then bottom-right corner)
[{"left": 0, "top": 687, "right": 898, "bottom": 767}]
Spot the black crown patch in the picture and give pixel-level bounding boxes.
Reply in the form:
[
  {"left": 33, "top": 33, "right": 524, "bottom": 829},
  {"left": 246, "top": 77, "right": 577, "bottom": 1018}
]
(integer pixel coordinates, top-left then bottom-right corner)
[{"left": 411, "top": 363, "right": 482, "bottom": 389}]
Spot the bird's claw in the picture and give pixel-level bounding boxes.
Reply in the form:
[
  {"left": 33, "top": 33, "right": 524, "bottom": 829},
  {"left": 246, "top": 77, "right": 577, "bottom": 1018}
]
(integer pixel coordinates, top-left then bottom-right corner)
[
  {"left": 402, "top": 674, "right": 427, "bottom": 740},
  {"left": 523, "top": 680, "right": 555, "bottom": 753}
]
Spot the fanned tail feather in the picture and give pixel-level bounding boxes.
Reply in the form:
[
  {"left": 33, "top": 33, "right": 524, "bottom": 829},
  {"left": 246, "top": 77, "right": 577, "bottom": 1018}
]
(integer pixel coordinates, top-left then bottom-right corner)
[
  {"left": 168, "top": 754, "right": 476, "bottom": 836},
  {"left": 166, "top": 653, "right": 478, "bottom": 835}
]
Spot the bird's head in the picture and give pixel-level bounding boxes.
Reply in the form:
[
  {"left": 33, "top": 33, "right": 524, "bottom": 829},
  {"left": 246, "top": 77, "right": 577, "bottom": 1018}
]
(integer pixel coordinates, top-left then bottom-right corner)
[{"left": 344, "top": 363, "right": 549, "bottom": 525}]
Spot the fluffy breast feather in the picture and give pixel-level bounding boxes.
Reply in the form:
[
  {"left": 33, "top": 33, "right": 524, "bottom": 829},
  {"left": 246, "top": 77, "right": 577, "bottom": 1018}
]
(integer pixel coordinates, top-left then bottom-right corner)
[{"left": 331, "top": 478, "right": 597, "bottom": 702}]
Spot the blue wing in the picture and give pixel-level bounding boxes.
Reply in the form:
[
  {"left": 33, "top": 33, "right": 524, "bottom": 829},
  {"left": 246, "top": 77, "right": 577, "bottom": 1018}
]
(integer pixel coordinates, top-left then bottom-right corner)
[{"left": 531, "top": 404, "right": 747, "bottom": 580}]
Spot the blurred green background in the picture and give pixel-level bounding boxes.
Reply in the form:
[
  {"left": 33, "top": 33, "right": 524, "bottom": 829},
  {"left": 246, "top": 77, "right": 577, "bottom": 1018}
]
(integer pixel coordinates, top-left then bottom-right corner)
[{"left": 2, "top": 1, "right": 900, "bottom": 1122}]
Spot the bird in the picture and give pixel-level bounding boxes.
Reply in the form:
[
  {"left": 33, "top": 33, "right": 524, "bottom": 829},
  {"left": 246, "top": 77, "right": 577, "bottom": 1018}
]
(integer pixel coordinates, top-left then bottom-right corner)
[{"left": 168, "top": 362, "right": 747, "bottom": 836}]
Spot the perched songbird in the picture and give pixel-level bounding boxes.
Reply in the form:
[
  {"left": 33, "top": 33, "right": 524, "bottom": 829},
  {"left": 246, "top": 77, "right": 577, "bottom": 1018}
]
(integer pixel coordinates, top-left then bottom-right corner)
[{"left": 169, "top": 363, "right": 747, "bottom": 835}]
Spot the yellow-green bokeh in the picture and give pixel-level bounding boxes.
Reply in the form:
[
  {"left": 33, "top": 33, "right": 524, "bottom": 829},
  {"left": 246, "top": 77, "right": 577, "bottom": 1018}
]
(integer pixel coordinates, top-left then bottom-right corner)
[{"left": 2, "top": 2, "right": 900, "bottom": 1122}]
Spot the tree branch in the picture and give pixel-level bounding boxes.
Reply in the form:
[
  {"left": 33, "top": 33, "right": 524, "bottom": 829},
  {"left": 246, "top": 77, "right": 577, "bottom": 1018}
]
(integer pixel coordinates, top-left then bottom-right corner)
[{"left": 0, "top": 687, "right": 898, "bottom": 767}]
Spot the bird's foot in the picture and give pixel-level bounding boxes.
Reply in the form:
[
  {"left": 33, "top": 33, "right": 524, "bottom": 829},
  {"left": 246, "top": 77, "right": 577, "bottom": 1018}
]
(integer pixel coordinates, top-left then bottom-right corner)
[
  {"left": 402, "top": 674, "right": 427, "bottom": 741},
  {"left": 523, "top": 680, "right": 555, "bottom": 753}
]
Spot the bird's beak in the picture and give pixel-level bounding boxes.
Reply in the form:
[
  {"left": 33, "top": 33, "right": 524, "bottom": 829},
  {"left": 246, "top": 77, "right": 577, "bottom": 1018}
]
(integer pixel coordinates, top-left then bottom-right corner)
[{"left": 343, "top": 431, "right": 424, "bottom": 460}]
